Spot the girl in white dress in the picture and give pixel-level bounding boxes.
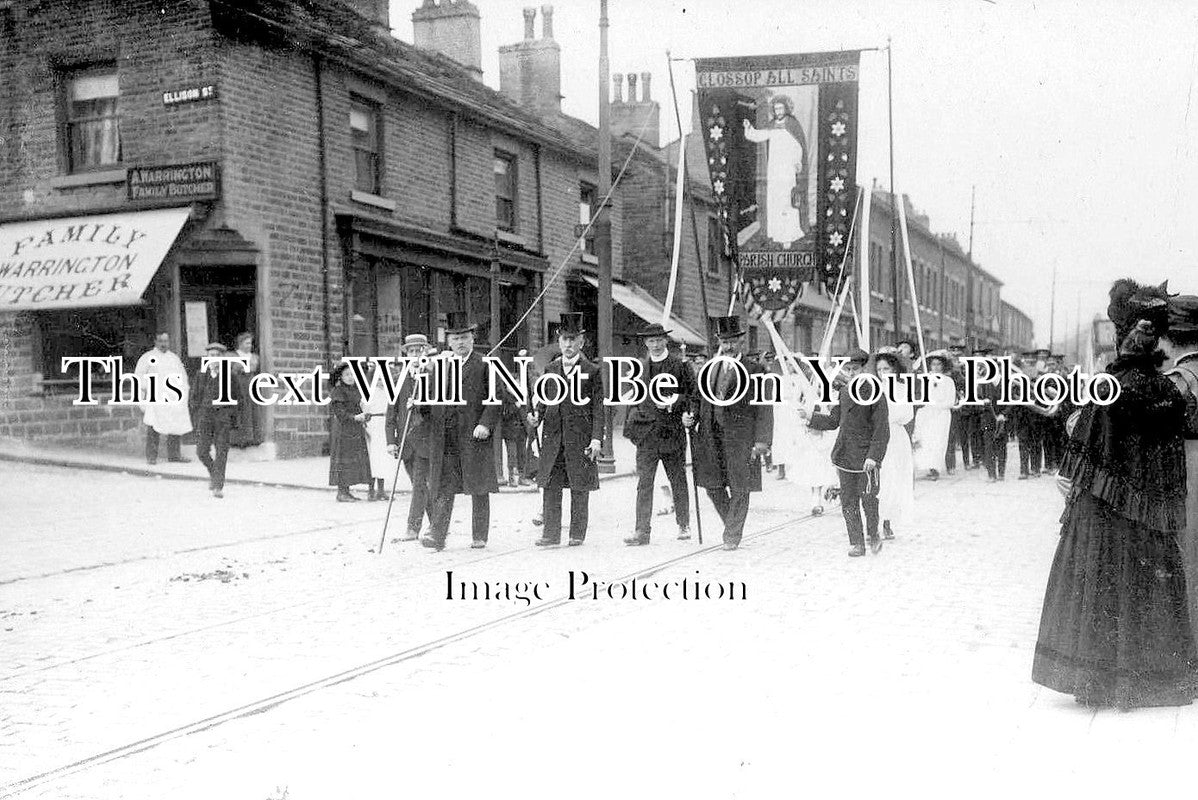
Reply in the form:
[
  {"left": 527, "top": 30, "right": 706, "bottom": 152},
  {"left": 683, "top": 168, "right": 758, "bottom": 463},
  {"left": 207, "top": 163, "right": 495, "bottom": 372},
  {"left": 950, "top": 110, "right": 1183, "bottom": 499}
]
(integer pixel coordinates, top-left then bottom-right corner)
[
  {"left": 361, "top": 362, "right": 395, "bottom": 501},
  {"left": 913, "top": 352, "right": 956, "bottom": 480},
  {"left": 874, "top": 351, "right": 914, "bottom": 540}
]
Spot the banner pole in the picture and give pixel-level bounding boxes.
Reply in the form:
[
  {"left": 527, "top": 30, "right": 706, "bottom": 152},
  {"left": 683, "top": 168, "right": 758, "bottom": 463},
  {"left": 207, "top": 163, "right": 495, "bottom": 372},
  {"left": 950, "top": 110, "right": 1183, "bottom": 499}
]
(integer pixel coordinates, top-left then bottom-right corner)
[{"left": 662, "top": 131, "right": 687, "bottom": 326}]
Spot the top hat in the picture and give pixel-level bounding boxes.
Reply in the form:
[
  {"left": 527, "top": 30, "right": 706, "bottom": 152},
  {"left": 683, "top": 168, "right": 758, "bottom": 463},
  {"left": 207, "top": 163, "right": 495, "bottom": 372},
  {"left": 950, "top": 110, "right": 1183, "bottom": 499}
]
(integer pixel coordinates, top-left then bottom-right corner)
[
  {"left": 444, "top": 312, "right": 477, "bottom": 336},
  {"left": 1049, "top": 353, "right": 1065, "bottom": 361},
  {"left": 403, "top": 333, "right": 429, "bottom": 350},
  {"left": 636, "top": 322, "right": 672, "bottom": 339},
  {"left": 1033, "top": 347, "right": 1051, "bottom": 358},
  {"left": 713, "top": 316, "right": 747, "bottom": 340},
  {"left": 557, "top": 312, "right": 586, "bottom": 336},
  {"left": 205, "top": 342, "right": 227, "bottom": 353}
]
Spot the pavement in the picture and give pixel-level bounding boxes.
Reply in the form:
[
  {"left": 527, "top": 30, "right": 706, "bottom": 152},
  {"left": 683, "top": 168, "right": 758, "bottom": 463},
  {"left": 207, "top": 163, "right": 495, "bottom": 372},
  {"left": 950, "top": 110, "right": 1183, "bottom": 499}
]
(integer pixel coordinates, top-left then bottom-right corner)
[{"left": 2, "top": 447, "right": 1196, "bottom": 799}]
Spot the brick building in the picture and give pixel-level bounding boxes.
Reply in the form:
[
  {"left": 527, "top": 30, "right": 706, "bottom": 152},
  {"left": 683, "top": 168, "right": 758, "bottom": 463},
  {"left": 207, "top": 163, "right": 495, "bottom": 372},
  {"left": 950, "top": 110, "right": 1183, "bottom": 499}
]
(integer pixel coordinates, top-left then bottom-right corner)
[
  {"left": 0, "top": 0, "right": 644, "bottom": 457},
  {"left": 999, "top": 299, "right": 1034, "bottom": 354}
]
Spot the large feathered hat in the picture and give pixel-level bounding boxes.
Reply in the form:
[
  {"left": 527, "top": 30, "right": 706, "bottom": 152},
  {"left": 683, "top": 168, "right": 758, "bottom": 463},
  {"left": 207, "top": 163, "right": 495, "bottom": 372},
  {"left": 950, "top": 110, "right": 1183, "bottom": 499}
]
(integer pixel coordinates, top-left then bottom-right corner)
[{"left": 1107, "top": 278, "right": 1171, "bottom": 347}]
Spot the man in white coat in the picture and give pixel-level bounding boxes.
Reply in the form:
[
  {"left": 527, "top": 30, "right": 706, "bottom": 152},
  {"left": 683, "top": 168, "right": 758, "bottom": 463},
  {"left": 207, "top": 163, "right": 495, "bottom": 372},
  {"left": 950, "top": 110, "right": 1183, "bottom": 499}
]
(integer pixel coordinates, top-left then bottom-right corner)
[{"left": 134, "top": 332, "right": 192, "bottom": 464}]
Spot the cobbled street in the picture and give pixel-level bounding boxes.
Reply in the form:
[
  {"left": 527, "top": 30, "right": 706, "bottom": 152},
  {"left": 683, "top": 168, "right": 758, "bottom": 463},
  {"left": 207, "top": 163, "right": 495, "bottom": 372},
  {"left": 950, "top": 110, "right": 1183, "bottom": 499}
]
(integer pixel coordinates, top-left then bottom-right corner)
[{"left": 2, "top": 455, "right": 1193, "bottom": 799}]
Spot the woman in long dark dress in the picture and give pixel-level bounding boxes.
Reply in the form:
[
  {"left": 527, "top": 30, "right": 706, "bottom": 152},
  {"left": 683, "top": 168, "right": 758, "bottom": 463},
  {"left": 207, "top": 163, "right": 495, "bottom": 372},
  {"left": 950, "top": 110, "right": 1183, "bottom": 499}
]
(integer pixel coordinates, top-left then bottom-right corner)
[
  {"left": 328, "top": 362, "right": 372, "bottom": 502},
  {"left": 1032, "top": 278, "right": 1198, "bottom": 709}
]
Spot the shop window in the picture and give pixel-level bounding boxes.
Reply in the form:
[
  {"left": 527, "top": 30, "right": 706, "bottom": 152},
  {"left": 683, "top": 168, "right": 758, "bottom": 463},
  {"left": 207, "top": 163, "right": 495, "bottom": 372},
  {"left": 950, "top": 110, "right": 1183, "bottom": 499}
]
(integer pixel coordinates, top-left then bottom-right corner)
[
  {"left": 579, "top": 182, "right": 597, "bottom": 257},
  {"left": 494, "top": 150, "right": 517, "bottom": 232},
  {"left": 37, "top": 307, "right": 154, "bottom": 393},
  {"left": 65, "top": 68, "right": 121, "bottom": 172},
  {"left": 350, "top": 97, "right": 381, "bottom": 195}
]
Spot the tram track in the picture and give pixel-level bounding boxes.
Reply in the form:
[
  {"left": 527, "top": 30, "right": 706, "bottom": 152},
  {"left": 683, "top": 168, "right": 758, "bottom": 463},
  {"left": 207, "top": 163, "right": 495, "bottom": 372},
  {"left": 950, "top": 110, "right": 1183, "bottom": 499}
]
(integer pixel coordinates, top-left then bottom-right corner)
[{"left": 0, "top": 509, "right": 817, "bottom": 797}]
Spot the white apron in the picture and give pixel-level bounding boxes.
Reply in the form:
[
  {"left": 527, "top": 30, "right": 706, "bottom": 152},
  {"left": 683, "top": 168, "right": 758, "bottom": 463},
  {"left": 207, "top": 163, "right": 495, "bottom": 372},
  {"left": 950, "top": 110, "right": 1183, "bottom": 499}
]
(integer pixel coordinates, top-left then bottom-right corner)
[{"left": 134, "top": 349, "right": 192, "bottom": 436}]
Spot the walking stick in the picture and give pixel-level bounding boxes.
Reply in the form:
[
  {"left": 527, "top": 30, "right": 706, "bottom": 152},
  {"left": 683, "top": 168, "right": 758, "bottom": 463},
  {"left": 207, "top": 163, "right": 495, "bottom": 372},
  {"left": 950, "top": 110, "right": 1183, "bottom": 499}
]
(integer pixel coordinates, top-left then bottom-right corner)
[
  {"left": 377, "top": 406, "right": 414, "bottom": 555},
  {"left": 686, "top": 427, "right": 703, "bottom": 545}
]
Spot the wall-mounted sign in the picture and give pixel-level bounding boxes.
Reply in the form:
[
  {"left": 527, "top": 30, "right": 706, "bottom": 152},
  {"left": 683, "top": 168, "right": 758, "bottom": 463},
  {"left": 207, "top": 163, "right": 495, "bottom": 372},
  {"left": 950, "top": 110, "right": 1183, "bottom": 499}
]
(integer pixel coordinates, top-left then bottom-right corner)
[
  {"left": 162, "top": 85, "right": 217, "bottom": 106},
  {"left": 127, "top": 162, "right": 220, "bottom": 202}
]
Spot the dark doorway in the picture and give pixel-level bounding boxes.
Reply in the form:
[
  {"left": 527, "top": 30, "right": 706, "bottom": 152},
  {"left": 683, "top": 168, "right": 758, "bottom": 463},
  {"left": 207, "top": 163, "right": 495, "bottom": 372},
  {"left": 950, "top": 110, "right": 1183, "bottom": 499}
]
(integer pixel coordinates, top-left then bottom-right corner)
[{"left": 179, "top": 265, "right": 257, "bottom": 374}]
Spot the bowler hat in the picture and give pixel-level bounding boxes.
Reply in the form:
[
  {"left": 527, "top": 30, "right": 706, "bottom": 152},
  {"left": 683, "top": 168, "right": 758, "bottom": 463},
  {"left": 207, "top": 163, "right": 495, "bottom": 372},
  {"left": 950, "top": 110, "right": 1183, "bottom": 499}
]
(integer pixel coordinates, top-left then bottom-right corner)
[
  {"left": 557, "top": 312, "right": 586, "bottom": 336},
  {"left": 636, "top": 322, "right": 672, "bottom": 339},
  {"left": 713, "top": 316, "right": 746, "bottom": 339},
  {"left": 444, "top": 311, "right": 477, "bottom": 336}
]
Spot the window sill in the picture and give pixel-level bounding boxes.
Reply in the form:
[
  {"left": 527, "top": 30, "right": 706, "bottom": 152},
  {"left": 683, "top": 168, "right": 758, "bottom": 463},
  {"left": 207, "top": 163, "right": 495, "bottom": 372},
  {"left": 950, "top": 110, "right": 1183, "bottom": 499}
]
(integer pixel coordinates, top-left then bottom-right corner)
[
  {"left": 48, "top": 168, "right": 128, "bottom": 189},
  {"left": 580, "top": 252, "right": 598, "bottom": 266},
  {"left": 350, "top": 190, "right": 396, "bottom": 212},
  {"left": 496, "top": 229, "right": 527, "bottom": 247}
]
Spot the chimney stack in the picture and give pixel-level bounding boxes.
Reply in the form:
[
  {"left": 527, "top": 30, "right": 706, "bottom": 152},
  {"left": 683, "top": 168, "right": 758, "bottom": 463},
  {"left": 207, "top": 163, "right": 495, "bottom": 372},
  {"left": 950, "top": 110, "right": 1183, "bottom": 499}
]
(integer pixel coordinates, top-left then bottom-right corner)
[
  {"left": 498, "top": 5, "right": 563, "bottom": 116},
  {"left": 343, "top": 0, "right": 391, "bottom": 32},
  {"left": 610, "top": 68, "right": 660, "bottom": 148},
  {"left": 412, "top": 0, "right": 483, "bottom": 81},
  {"left": 612, "top": 74, "right": 623, "bottom": 103}
]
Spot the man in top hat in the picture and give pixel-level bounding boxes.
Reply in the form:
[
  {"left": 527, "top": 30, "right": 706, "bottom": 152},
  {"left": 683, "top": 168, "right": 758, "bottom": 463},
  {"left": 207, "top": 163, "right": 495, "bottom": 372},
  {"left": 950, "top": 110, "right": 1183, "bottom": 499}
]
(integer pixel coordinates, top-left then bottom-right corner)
[
  {"left": 622, "top": 322, "right": 699, "bottom": 546},
  {"left": 529, "top": 313, "right": 605, "bottom": 547},
  {"left": 804, "top": 349, "right": 889, "bottom": 557},
  {"left": 189, "top": 342, "right": 243, "bottom": 498},
  {"left": 689, "top": 316, "right": 773, "bottom": 551},
  {"left": 386, "top": 333, "right": 435, "bottom": 541},
  {"left": 421, "top": 313, "right": 500, "bottom": 551}
]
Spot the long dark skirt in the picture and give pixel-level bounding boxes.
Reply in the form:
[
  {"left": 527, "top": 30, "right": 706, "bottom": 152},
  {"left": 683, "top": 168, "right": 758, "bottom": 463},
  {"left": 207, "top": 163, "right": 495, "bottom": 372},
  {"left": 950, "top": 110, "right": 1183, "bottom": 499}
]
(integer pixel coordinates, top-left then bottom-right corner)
[
  {"left": 1032, "top": 492, "right": 1198, "bottom": 708},
  {"left": 329, "top": 418, "right": 372, "bottom": 487}
]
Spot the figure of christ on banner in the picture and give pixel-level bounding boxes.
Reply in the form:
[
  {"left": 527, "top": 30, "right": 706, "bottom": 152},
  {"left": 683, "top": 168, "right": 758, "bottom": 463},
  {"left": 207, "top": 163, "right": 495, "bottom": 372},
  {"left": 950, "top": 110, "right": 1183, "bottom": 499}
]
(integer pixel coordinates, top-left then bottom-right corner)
[{"left": 740, "top": 89, "right": 816, "bottom": 250}]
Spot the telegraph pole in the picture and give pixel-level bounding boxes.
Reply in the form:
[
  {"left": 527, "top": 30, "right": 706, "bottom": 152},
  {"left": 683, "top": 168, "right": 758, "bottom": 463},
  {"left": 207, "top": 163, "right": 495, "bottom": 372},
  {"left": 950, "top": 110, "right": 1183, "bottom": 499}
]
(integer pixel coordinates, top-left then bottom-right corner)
[
  {"left": 965, "top": 185, "right": 976, "bottom": 350},
  {"left": 595, "top": 0, "right": 615, "bottom": 473},
  {"left": 1048, "top": 263, "right": 1057, "bottom": 352}
]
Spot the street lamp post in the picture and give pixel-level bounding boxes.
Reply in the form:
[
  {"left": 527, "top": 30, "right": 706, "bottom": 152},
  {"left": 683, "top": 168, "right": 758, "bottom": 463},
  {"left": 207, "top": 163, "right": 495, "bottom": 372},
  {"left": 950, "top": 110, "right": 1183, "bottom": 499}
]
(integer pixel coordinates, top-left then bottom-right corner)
[{"left": 595, "top": 0, "right": 615, "bottom": 473}]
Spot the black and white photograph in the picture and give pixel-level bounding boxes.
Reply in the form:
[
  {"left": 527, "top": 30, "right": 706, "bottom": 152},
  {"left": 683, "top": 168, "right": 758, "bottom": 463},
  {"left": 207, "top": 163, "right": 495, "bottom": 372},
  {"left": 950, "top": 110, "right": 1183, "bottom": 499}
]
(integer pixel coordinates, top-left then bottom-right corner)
[{"left": 3, "top": 0, "right": 1198, "bottom": 797}]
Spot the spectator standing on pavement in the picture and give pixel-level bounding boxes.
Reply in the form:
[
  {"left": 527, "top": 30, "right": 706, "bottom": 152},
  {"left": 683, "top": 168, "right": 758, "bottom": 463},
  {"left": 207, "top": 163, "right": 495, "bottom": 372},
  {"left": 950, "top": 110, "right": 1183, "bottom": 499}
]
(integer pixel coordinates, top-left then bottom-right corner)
[
  {"left": 621, "top": 322, "right": 698, "bottom": 546},
  {"left": 229, "top": 332, "right": 263, "bottom": 448},
  {"left": 804, "top": 349, "right": 889, "bottom": 557},
  {"left": 1162, "top": 294, "right": 1198, "bottom": 644},
  {"left": 1014, "top": 352, "right": 1044, "bottom": 479},
  {"left": 874, "top": 349, "right": 913, "bottom": 541},
  {"left": 530, "top": 313, "right": 604, "bottom": 548},
  {"left": 328, "top": 362, "right": 372, "bottom": 502},
  {"left": 189, "top": 343, "right": 240, "bottom": 498},
  {"left": 973, "top": 347, "right": 1009, "bottom": 482},
  {"left": 690, "top": 316, "right": 774, "bottom": 551},
  {"left": 422, "top": 313, "right": 500, "bottom": 551},
  {"left": 361, "top": 360, "right": 393, "bottom": 501},
  {"left": 1033, "top": 278, "right": 1197, "bottom": 709},
  {"left": 134, "top": 332, "right": 191, "bottom": 465}
]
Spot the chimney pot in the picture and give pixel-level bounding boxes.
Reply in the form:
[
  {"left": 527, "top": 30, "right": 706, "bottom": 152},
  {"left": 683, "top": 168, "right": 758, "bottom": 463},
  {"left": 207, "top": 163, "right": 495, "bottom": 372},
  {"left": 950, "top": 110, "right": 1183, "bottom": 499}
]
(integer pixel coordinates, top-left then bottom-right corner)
[
  {"left": 522, "top": 6, "right": 536, "bottom": 39},
  {"left": 640, "top": 71, "right": 651, "bottom": 101},
  {"left": 612, "top": 74, "right": 623, "bottom": 103},
  {"left": 626, "top": 72, "right": 637, "bottom": 103},
  {"left": 541, "top": 4, "right": 554, "bottom": 38}
]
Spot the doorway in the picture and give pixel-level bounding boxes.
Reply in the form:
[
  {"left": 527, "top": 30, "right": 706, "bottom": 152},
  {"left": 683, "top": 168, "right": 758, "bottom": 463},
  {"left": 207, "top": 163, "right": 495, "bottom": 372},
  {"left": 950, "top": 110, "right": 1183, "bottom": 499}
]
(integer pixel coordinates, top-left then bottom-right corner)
[{"left": 178, "top": 265, "right": 258, "bottom": 373}]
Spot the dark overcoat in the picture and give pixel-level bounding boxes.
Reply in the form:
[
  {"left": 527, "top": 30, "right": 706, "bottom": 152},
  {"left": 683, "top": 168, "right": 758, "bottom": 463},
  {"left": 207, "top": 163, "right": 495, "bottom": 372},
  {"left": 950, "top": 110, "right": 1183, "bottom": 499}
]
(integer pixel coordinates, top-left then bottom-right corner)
[
  {"left": 426, "top": 352, "right": 500, "bottom": 496},
  {"left": 535, "top": 354, "right": 605, "bottom": 491},
  {"left": 328, "top": 382, "right": 372, "bottom": 487},
  {"left": 622, "top": 354, "right": 698, "bottom": 456},
  {"left": 691, "top": 356, "right": 774, "bottom": 492},
  {"left": 384, "top": 372, "right": 429, "bottom": 461},
  {"left": 808, "top": 376, "right": 889, "bottom": 471}
]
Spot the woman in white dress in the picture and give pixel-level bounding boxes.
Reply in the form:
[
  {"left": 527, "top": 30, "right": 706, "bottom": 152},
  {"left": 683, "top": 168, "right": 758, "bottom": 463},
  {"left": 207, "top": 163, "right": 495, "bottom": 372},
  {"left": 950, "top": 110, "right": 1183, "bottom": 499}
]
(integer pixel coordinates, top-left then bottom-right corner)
[
  {"left": 874, "top": 351, "right": 914, "bottom": 540},
  {"left": 361, "top": 361, "right": 394, "bottom": 501},
  {"left": 913, "top": 351, "right": 955, "bottom": 480},
  {"left": 777, "top": 361, "right": 837, "bottom": 515}
]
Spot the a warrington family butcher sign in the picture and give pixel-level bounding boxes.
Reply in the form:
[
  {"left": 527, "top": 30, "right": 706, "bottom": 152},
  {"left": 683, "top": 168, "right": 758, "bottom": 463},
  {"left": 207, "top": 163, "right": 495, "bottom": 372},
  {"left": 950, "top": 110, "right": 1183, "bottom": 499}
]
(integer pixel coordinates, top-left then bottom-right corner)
[{"left": 695, "top": 51, "right": 860, "bottom": 318}]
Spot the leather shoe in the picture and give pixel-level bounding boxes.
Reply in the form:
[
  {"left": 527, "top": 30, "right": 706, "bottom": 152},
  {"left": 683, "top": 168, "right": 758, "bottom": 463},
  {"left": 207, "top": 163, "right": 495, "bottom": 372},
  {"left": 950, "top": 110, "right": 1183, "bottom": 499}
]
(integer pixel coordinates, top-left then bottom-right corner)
[
  {"left": 848, "top": 545, "right": 867, "bottom": 557},
  {"left": 534, "top": 537, "right": 560, "bottom": 547},
  {"left": 211, "top": 488, "right": 223, "bottom": 499},
  {"left": 336, "top": 491, "right": 359, "bottom": 502},
  {"left": 868, "top": 534, "right": 883, "bottom": 554},
  {"left": 567, "top": 538, "right": 584, "bottom": 547},
  {"left": 420, "top": 536, "right": 445, "bottom": 551},
  {"left": 721, "top": 541, "right": 739, "bottom": 551},
  {"left": 623, "top": 534, "right": 649, "bottom": 546},
  {"left": 167, "top": 456, "right": 190, "bottom": 463},
  {"left": 677, "top": 527, "right": 691, "bottom": 540},
  {"left": 470, "top": 540, "right": 486, "bottom": 549}
]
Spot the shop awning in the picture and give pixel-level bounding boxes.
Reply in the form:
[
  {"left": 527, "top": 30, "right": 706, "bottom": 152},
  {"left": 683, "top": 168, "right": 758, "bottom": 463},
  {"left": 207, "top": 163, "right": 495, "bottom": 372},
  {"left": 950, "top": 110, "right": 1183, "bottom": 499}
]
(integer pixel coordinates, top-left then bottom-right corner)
[
  {"left": 582, "top": 275, "right": 707, "bottom": 347},
  {"left": 0, "top": 207, "right": 192, "bottom": 311}
]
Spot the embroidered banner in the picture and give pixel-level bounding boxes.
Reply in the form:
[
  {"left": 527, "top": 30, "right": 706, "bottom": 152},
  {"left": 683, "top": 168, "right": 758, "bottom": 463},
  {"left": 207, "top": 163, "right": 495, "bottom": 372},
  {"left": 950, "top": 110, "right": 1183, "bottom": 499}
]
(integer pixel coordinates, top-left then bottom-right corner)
[{"left": 696, "top": 51, "right": 860, "bottom": 319}]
